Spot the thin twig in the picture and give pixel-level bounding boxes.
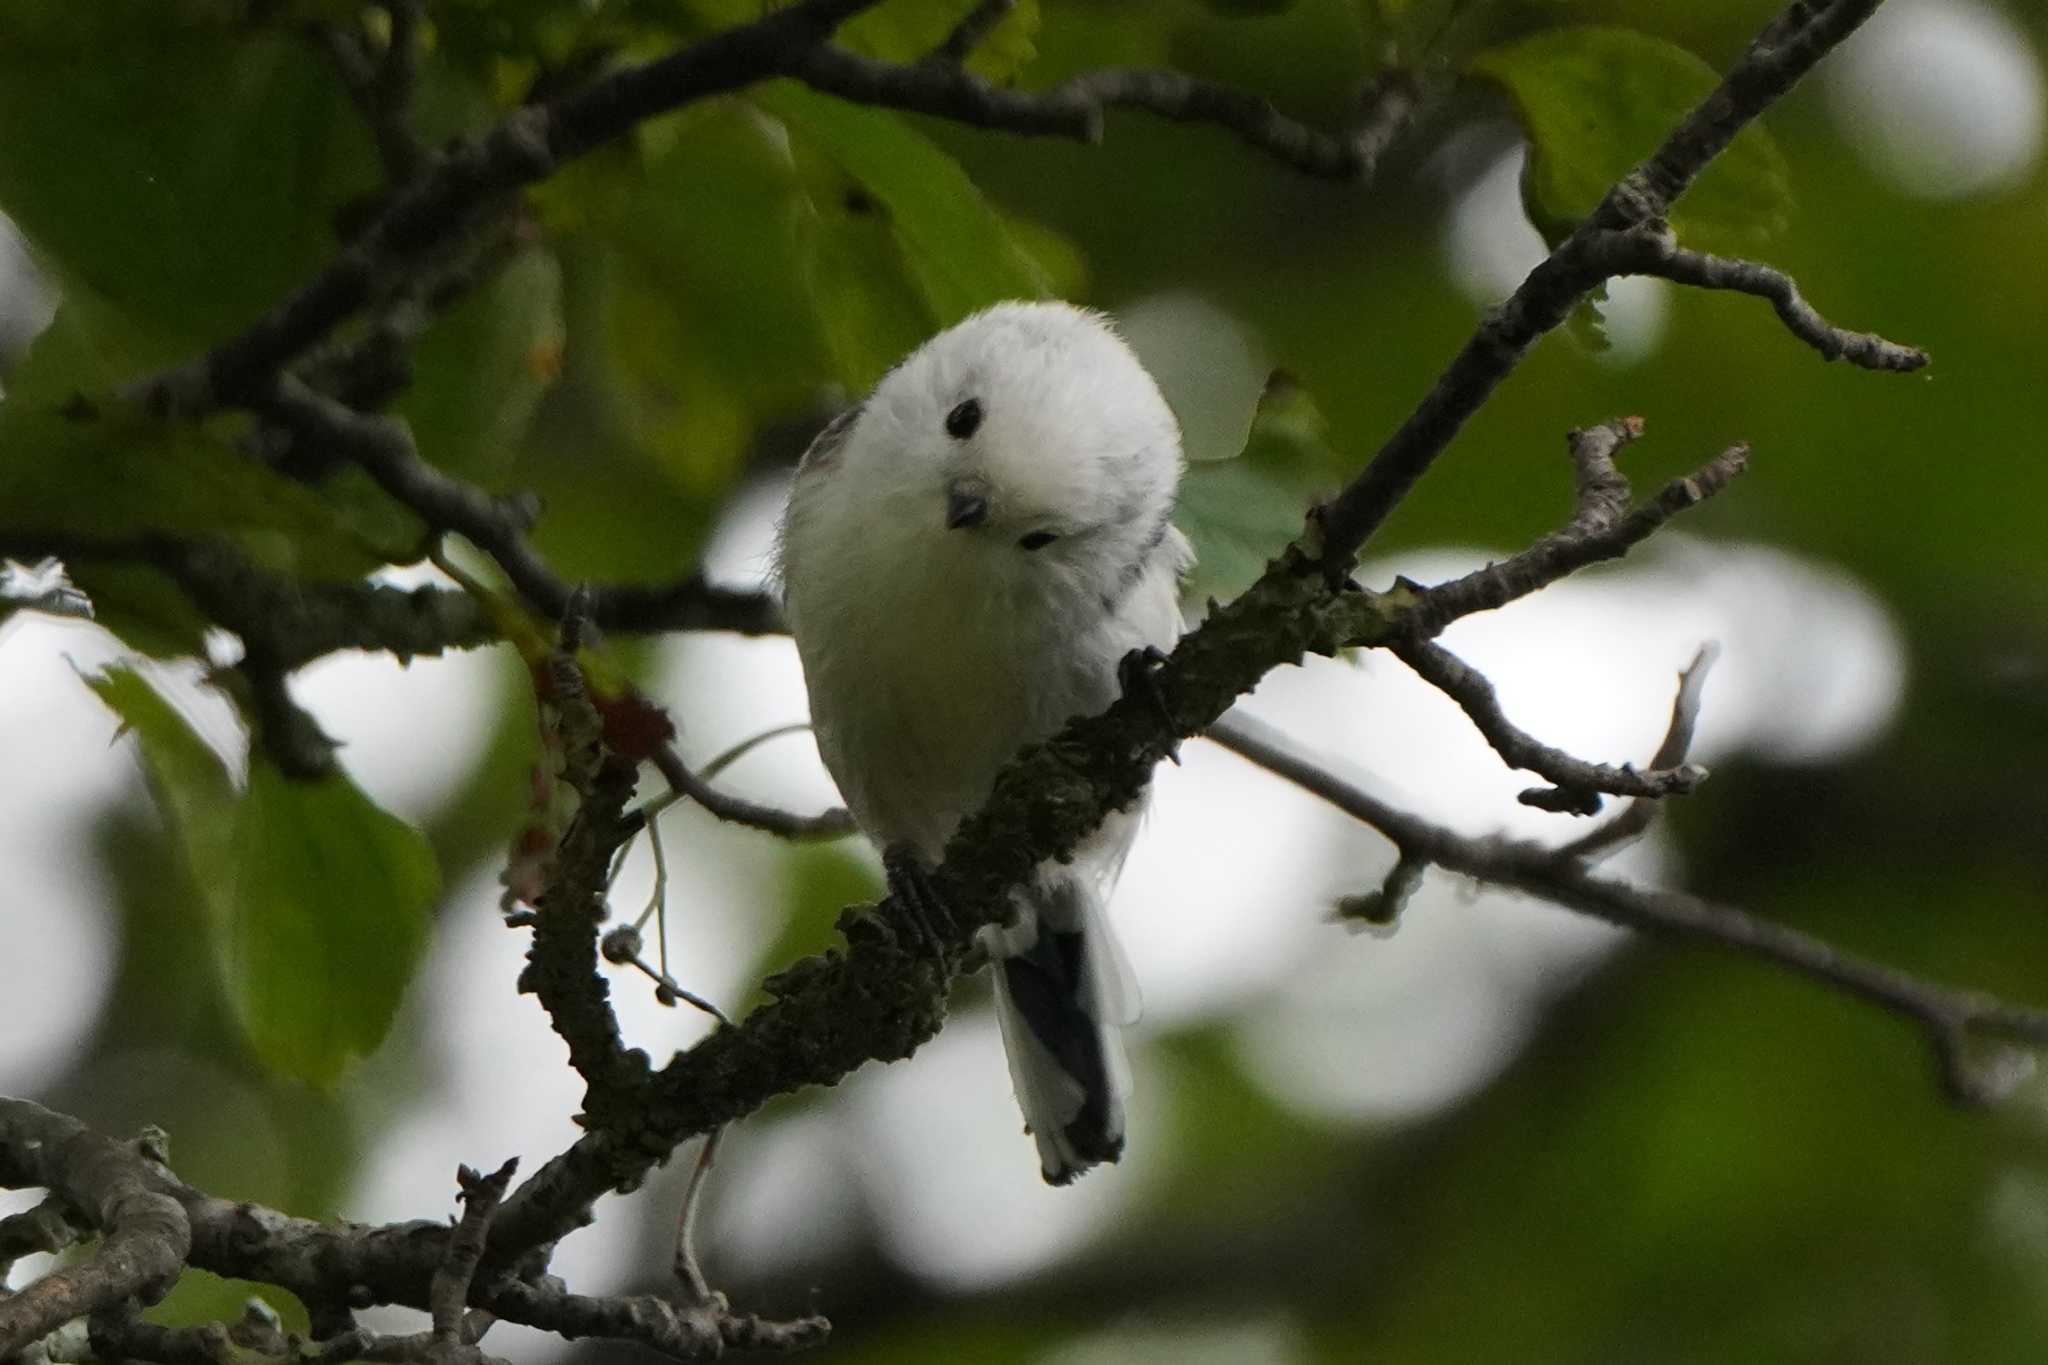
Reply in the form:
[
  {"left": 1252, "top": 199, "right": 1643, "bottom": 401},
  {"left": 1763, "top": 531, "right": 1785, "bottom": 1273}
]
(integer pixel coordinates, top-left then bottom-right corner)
[
  {"left": 1557, "top": 644, "right": 1720, "bottom": 861},
  {"left": 792, "top": 45, "right": 1412, "bottom": 181},
  {"left": 431, "top": 1161, "right": 518, "bottom": 1343},
  {"left": 1391, "top": 639, "right": 1706, "bottom": 813},
  {"left": 1314, "top": 0, "right": 1907, "bottom": 569},
  {"left": 1206, "top": 712, "right": 2048, "bottom": 1109},
  {"left": 254, "top": 377, "right": 783, "bottom": 637},
  {"left": 1403, "top": 441, "right": 1751, "bottom": 639},
  {"left": 671, "top": 1131, "right": 724, "bottom": 1307},
  {"left": 649, "top": 744, "right": 856, "bottom": 841},
  {"left": 1590, "top": 225, "right": 1930, "bottom": 371},
  {"left": 925, "top": 0, "right": 1015, "bottom": 65}
]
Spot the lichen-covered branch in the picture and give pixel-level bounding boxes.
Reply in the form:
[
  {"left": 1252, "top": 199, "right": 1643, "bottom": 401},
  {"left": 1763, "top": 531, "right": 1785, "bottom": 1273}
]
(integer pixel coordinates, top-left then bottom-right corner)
[{"left": 0, "top": 1108, "right": 189, "bottom": 1356}]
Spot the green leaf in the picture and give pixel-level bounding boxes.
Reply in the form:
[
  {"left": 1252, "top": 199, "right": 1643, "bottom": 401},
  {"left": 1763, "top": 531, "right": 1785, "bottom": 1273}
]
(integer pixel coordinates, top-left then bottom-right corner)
[
  {"left": 0, "top": 27, "right": 374, "bottom": 347},
  {"left": 396, "top": 247, "right": 566, "bottom": 485},
  {"left": 1468, "top": 26, "right": 1793, "bottom": 252},
  {"left": 1176, "top": 375, "right": 1333, "bottom": 607},
  {"left": 86, "top": 667, "right": 437, "bottom": 1085},
  {"left": 531, "top": 104, "right": 829, "bottom": 495},
  {"left": 84, "top": 665, "right": 236, "bottom": 874},
  {"left": 765, "top": 86, "right": 1052, "bottom": 329},
  {"left": 0, "top": 290, "right": 421, "bottom": 657},
  {"left": 222, "top": 760, "right": 438, "bottom": 1086}
]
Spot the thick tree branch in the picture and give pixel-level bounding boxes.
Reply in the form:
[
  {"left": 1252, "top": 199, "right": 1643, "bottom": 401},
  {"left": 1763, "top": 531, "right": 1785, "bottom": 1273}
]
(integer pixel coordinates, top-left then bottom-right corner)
[{"left": 0, "top": 1109, "right": 189, "bottom": 1356}]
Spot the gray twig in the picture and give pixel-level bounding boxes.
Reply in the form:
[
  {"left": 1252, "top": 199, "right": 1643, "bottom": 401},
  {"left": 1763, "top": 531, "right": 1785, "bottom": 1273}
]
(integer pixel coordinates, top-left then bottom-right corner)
[
  {"left": 650, "top": 744, "right": 857, "bottom": 841},
  {"left": 255, "top": 377, "right": 783, "bottom": 637},
  {"left": 1590, "top": 226, "right": 1929, "bottom": 371},
  {"left": 1205, "top": 713, "right": 2048, "bottom": 1110},
  {"left": 1404, "top": 440, "right": 1750, "bottom": 639},
  {"left": 1391, "top": 639, "right": 1706, "bottom": 814},
  {"left": 429, "top": 1161, "right": 518, "bottom": 1348},
  {"left": 1557, "top": 644, "right": 1721, "bottom": 861}
]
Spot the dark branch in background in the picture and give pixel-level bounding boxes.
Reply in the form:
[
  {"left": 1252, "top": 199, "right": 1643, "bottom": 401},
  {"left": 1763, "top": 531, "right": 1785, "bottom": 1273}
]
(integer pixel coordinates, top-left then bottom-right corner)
[
  {"left": 0, "top": 528, "right": 499, "bottom": 668},
  {"left": 925, "top": 0, "right": 1015, "bottom": 66},
  {"left": 257, "top": 377, "right": 784, "bottom": 637},
  {"left": 134, "top": 0, "right": 893, "bottom": 418},
  {"left": 308, "top": 1, "right": 427, "bottom": 187},
  {"left": 791, "top": 46, "right": 1421, "bottom": 182},
  {"left": 1314, "top": 0, "right": 1915, "bottom": 571}
]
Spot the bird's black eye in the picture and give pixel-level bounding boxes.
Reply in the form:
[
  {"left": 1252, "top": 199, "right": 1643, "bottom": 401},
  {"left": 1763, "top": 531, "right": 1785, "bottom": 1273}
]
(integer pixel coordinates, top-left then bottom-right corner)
[
  {"left": 1018, "top": 530, "right": 1059, "bottom": 551},
  {"left": 945, "top": 398, "right": 982, "bottom": 440}
]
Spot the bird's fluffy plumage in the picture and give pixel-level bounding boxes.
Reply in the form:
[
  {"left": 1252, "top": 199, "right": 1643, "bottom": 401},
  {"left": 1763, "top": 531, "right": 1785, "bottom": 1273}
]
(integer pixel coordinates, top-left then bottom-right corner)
[{"left": 778, "top": 301, "right": 1189, "bottom": 1183}]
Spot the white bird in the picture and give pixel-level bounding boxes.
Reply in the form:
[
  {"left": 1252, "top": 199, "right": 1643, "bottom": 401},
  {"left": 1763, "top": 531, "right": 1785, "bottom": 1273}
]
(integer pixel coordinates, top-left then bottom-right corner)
[{"left": 778, "top": 300, "right": 1191, "bottom": 1184}]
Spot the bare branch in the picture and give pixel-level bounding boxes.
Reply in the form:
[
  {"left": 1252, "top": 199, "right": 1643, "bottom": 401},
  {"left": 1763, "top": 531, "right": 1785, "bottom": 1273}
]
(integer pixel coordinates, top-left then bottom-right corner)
[
  {"left": 649, "top": 744, "right": 856, "bottom": 841},
  {"left": 1591, "top": 226, "right": 1929, "bottom": 371},
  {"left": 431, "top": 1162, "right": 517, "bottom": 1344},
  {"left": 0, "top": 1111, "right": 190, "bottom": 1356},
  {"left": 1315, "top": 0, "right": 1906, "bottom": 569},
  {"left": 0, "top": 1197, "right": 82, "bottom": 1274},
  {"left": 791, "top": 45, "right": 1419, "bottom": 182},
  {"left": 925, "top": 0, "right": 1016, "bottom": 66},
  {"left": 1403, "top": 440, "right": 1750, "bottom": 639},
  {"left": 309, "top": 5, "right": 427, "bottom": 186},
  {"left": 485, "top": 1277, "right": 828, "bottom": 1359},
  {"left": 510, "top": 615, "right": 648, "bottom": 1126},
  {"left": 1557, "top": 644, "right": 1720, "bottom": 861},
  {"left": 1390, "top": 639, "right": 1706, "bottom": 813},
  {"left": 1206, "top": 717, "right": 2048, "bottom": 1110},
  {"left": 254, "top": 377, "right": 783, "bottom": 637}
]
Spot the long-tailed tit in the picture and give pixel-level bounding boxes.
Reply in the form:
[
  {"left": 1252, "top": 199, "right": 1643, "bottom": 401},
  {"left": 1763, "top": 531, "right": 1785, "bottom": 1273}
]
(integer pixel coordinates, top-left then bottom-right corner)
[{"left": 779, "top": 301, "right": 1190, "bottom": 1184}]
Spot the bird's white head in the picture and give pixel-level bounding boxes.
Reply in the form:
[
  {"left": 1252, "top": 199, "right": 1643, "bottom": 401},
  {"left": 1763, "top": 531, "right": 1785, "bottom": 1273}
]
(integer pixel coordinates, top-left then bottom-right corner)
[{"left": 782, "top": 301, "right": 1185, "bottom": 619}]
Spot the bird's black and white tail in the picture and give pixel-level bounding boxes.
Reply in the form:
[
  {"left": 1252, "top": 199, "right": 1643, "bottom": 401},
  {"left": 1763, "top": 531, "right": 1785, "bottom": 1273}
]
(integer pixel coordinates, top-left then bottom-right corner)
[{"left": 988, "top": 875, "right": 1134, "bottom": 1185}]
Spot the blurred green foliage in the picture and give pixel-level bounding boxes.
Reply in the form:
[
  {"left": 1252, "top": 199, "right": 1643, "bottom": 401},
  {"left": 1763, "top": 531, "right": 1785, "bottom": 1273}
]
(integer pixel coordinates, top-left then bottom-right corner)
[{"left": 4, "top": 0, "right": 2047, "bottom": 1359}]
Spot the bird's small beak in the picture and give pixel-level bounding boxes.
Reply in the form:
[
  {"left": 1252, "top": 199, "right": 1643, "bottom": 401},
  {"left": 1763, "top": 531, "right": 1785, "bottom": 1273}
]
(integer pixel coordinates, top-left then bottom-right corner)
[{"left": 945, "top": 479, "right": 990, "bottom": 530}]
